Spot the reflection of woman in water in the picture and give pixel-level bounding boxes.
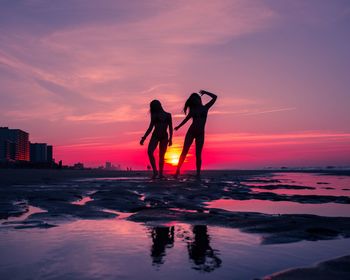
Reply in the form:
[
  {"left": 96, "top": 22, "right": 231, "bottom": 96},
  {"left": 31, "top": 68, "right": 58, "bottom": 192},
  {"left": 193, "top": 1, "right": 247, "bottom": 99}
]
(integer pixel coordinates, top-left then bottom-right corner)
[
  {"left": 140, "top": 100, "right": 173, "bottom": 179},
  {"left": 175, "top": 90, "right": 217, "bottom": 178},
  {"left": 187, "top": 225, "right": 222, "bottom": 272},
  {"left": 147, "top": 225, "right": 221, "bottom": 272},
  {"left": 150, "top": 226, "right": 175, "bottom": 265}
]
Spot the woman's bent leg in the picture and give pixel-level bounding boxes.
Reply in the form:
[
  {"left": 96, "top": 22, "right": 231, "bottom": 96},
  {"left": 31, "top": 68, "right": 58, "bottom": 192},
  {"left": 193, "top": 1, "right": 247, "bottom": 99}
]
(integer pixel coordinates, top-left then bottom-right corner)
[
  {"left": 159, "top": 137, "right": 168, "bottom": 177},
  {"left": 195, "top": 134, "right": 205, "bottom": 178},
  {"left": 175, "top": 132, "right": 194, "bottom": 177}
]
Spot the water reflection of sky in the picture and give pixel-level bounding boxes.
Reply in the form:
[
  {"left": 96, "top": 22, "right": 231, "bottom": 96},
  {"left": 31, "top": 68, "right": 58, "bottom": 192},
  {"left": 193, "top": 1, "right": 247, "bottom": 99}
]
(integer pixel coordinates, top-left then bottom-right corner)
[
  {"left": 1, "top": 172, "right": 350, "bottom": 279},
  {"left": 248, "top": 172, "right": 350, "bottom": 196},
  {"left": 1, "top": 219, "right": 350, "bottom": 280},
  {"left": 207, "top": 199, "right": 350, "bottom": 217},
  {"left": 208, "top": 173, "right": 350, "bottom": 217}
]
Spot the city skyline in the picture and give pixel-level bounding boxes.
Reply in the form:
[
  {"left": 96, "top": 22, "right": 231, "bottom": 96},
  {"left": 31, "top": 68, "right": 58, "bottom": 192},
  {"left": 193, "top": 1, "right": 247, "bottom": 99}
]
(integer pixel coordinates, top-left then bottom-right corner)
[
  {"left": 1, "top": 1, "right": 350, "bottom": 169},
  {"left": 0, "top": 126, "right": 53, "bottom": 165}
]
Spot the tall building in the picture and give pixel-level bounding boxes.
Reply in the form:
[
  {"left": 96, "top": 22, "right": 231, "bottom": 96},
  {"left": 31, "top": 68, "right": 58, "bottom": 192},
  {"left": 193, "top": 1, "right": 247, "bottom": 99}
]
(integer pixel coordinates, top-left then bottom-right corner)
[
  {"left": 0, "top": 127, "right": 30, "bottom": 162},
  {"left": 0, "top": 139, "right": 11, "bottom": 161},
  {"left": 30, "top": 143, "right": 47, "bottom": 163},
  {"left": 30, "top": 143, "right": 54, "bottom": 163},
  {"left": 47, "top": 145, "right": 53, "bottom": 163}
]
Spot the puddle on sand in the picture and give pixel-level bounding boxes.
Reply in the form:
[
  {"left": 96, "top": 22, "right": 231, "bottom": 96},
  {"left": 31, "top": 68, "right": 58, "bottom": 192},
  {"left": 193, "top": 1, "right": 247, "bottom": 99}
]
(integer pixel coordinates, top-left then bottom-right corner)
[
  {"left": 102, "top": 209, "right": 134, "bottom": 220},
  {"left": 1, "top": 205, "right": 47, "bottom": 224},
  {"left": 71, "top": 196, "right": 94, "bottom": 206},
  {"left": 71, "top": 191, "right": 97, "bottom": 206},
  {"left": 214, "top": 172, "right": 350, "bottom": 217},
  {"left": 246, "top": 172, "right": 350, "bottom": 196},
  {"left": 0, "top": 219, "right": 350, "bottom": 280},
  {"left": 206, "top": 199, "right": 350, "bottom": 217}
]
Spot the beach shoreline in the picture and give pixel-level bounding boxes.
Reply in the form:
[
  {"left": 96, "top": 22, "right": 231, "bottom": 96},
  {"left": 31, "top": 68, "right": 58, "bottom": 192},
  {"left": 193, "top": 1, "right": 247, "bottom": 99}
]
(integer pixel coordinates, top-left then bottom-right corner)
[{"left": 1, "top": 168, "right": 349, "bottom": 187}]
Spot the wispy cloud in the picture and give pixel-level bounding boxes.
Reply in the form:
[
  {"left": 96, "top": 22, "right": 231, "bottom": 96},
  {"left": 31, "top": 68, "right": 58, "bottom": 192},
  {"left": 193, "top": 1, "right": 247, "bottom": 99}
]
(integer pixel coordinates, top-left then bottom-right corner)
[
  {"left": 66, "top": 106, "right": 146, "bottom": 123},
  {"left": 241, "top": 107, "right": 296, "bottom": 116},
  {"left": 173, "top": 107, "right": 296, "bottom": 118},
  {"left": 0, "top": 0, "right": 278, "bottom": 126},
  {"left": 207, "top": 131, "right": 350, "bottom": 145}
]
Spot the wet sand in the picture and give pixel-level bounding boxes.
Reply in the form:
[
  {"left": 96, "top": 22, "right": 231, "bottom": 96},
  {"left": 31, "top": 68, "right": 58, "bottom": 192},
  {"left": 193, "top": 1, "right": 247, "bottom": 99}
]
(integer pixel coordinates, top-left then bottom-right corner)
[
  {"left": 0, "top": 169, "right": 150, "bottom": 186},
  {"left": 1, "top": 168, "right": 348, "bottom": 186},
  {"left": 1, "top": 169, "right": 350, "bottom": 278}
]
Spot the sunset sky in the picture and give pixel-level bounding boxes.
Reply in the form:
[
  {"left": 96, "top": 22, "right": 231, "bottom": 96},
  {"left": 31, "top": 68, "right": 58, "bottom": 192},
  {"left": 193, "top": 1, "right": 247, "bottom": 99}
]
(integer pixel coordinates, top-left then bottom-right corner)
[{"left": 1, "top": 0, "right": 350, "bottom": 169}]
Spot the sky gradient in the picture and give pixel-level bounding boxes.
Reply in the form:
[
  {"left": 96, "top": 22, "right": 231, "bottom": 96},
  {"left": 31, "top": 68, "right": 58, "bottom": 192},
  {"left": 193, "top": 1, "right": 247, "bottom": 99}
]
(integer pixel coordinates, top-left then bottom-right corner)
[{"left": 1, "top": 0, "right": 350, "bottom": 169}]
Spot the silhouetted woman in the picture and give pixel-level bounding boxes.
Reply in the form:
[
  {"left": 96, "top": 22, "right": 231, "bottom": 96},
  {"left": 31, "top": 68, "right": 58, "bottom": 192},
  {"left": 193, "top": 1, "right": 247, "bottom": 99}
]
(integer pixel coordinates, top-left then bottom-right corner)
[
  {"left": 140, "top": 100, "right": 173, "bottom": 179},
  {"left": 175, "top": 90, "right": 217, "bottom": 178}
]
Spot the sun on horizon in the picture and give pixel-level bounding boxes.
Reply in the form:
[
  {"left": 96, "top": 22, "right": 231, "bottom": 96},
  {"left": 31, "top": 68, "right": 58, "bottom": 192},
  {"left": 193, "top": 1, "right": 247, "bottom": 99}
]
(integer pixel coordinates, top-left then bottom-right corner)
[{"left": 165, "top": 145, "right": 184, "bottom": 167}]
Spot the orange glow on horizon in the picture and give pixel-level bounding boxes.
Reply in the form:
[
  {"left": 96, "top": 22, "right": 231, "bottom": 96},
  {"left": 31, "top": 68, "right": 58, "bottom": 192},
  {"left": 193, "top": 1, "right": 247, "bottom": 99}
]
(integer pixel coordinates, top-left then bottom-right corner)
[{"left": 53, "top": 131, "right": 350, "bottom": 169}]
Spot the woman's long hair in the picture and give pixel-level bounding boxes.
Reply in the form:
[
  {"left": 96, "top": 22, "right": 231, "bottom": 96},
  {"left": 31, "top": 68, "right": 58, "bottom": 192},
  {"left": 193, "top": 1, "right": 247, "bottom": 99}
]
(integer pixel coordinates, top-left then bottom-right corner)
[
  {"left": 150, "top": 100, "right": 164, "bottom": 117},
  {"left": 184, "top": 93, "right": 202, "bottom": 115}
]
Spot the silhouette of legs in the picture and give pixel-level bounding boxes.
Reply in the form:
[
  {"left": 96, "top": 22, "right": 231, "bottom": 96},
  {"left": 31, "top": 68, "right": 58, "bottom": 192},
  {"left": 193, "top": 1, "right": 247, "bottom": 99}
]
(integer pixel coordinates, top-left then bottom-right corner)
[
  {"left": 195, "top": 134, "right": 204, "bottom": 178},
  {"left": 148, "top": 136, "right": 159, "bottom": 178},
  {"left": 150, "top": 226, "right": 175, "bottom": 265},
  {"left": 187, "top": 225, "right": 222, "bottom": 272},
  {"left": 159, "top": 137, "right": 168, "bottom": 178},
  {"left": 175, "top": 132, "right": 194, "bottom": 177}
]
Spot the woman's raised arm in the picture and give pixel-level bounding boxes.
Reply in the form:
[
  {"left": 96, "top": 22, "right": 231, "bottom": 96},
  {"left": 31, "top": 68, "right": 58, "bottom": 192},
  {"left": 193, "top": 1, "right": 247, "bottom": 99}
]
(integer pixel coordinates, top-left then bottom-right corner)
[{"left": 200, "top": 90, "right": 217, "bottom": 109}]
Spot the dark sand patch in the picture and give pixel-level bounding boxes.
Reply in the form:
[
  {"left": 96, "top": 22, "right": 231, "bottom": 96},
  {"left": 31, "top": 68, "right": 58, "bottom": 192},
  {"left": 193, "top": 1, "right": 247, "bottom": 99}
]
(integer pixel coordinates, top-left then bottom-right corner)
[
  {"left": 0, "top": 200, "right": 27, "bottom": 219},
  {"left": 2, "top": 220, "right": 57, "bottom": 229},
  {"left": 263, "top": 255, "right": 350, "bottom": 280},
  {"left": 249, "top": 184, "right": 315, "bottom": 190}
]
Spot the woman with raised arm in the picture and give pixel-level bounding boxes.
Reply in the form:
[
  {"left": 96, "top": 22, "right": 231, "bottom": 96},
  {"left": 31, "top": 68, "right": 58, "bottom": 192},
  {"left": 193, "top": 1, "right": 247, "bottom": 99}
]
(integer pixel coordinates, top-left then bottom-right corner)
[
  {"left": 140, "top": 100, "right": 173, "bottom": 179},
  {"left": 175, "top": 90, "right": 217, "bottom": 179}
]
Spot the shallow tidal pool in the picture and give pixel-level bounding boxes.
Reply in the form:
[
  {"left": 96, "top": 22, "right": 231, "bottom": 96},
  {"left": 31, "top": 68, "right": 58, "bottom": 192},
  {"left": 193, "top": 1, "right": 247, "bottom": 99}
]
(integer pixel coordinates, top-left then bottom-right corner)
[
  {"left": 1, "top": 218, "right": 350, "bottom": 280},
  {"left": 208, "top": 172, "right": 350, "bottom": 217}
]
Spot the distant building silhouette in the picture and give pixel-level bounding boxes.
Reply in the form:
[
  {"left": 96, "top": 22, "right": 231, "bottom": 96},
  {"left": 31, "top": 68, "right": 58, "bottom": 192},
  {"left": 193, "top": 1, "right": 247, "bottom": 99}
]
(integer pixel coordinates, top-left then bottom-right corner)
[
  {"left": 0, "top": 127, "right": 30, "bottom": 162},
  {"left": 0, "top": 127, "right": 55, "bottom": 167},
  {"left": 104, "top": 161, "right": 121, "bottom": 170},
  {"left": 73, "top": 162, "right": 84, "bottom": 169},
  {"left": 105, "top": 161, "right": 112, "bottom": 169},
  {"left": 30, "top": 143, "right": 54, "bottom": 163},
  {"left": 47, "top": 145, "right": 53, "bottom": 163}
]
